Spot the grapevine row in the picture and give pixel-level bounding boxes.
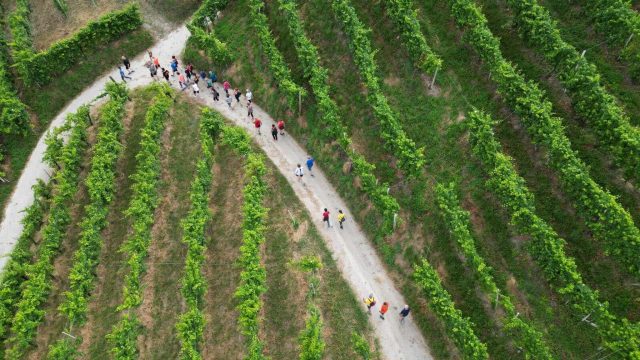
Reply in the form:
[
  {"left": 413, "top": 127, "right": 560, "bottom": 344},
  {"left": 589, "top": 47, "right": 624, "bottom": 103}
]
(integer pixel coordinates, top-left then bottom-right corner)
[
  {"left": 247, "top": 0, "right": 306, "bottom": 108},
  {"left": 46, "top": 83, "right": 130, "bottom": 359},
  {"left": 276, "top": 0, "right": 399, "bottom": 235},
  {"left": 582, "top": 0, "right": 640, "bottom": 81},
  {"left": 381, "top": 0, "right": 442, "bottom": 73},
  {"left": 187, "top": 0, "right": 232, "bottom": 64},
  {"left": 448, "top": 0, "right": 640, "bottom": 277},
  {"left": 106, "top": 84, "right": 173, "bottom": 359},
  {"left": 0, "top": 179, "right": 50, "bottom": 353},
  {"left": 435, "top": 183, "right": 555, "bottom": 359},
  {"left": 8, "top": 3, "right": 143, "bottom": 85},
  {"left": 292, "top": 256, "right": 325, "bottom": 360},
  {"left": 413, "top": 259, "right": 489, "bottom": 359},
  {"left": 329, "top": 0, "right": 426, "bottom": 178},
  {"left": 3, "top": 104, "right": 92, "bottom": 359},
  {"left": 505, "top": 0, "right": 640, "bottom": 187},
  {"left": 467, "top": 109, "right": 640, "bottom": 357},
  {"left": 175, "top": 108, "right": 223, "bottom": 360},
  {"left": 222, "top": 126, "right": 269, "bottom": 360}
]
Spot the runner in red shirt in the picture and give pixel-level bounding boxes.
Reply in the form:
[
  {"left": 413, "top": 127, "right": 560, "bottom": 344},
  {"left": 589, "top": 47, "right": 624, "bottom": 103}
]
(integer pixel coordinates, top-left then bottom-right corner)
[
  {"left": 254, "top": 118, "right": 262, "bottom": 135},
  {"left": 277, "top": 119, "right": 285, "bottom": 135},
  {"left": 322, "top": 208, "right": 331, "bottom": 228}
]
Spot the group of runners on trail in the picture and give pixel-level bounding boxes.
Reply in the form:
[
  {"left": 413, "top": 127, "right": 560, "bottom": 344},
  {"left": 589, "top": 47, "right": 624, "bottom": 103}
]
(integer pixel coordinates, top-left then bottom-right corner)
[
  {"left": 364, "top": 294, "right": 411, "bottom": 323},
  {"left": 118, "top": 52, "right": 415, "bottom": 326}
]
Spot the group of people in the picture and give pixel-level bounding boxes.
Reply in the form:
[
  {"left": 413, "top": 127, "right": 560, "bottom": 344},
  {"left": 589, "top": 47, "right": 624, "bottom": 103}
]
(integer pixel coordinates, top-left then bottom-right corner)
[{"left": 364, "top": 294, "right": 411, "bottom": 322}]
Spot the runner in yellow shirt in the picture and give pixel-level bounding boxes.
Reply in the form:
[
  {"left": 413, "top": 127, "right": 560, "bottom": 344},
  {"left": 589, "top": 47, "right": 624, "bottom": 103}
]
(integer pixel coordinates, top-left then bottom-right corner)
[{"left": 337, "top": 210, "right": 346, "bottom": 229}]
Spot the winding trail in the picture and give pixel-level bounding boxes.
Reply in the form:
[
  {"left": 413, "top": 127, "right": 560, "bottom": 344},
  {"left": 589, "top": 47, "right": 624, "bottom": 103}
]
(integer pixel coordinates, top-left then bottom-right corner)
[{"left": 0, "top": 25, "right": 433, "bottom": 360}]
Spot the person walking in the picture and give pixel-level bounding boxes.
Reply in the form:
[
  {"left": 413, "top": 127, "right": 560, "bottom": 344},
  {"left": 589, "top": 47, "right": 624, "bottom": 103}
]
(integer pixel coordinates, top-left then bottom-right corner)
[
  {"left": 277, "top": 119, "right": 285, "bottom": 135},
  {"left": 153, "top": 56, "right": 160, "bottom": 68},
  {"left": 162, "top": 68, "right": 170, "bottom": 84},
  {"left": 192, "top": 83, "right": 200, "bottom": 96},
  {"left": 379, "top": 302, "right": 389, "bottom": 320},
  {"left": 306, "top": 156, "right": 314, "bottom": 177},
  {"left": 121, "top": 55, "right": 132, "bottom": 74},
  {"left": 400, "top": 305, "right": 411, "bottom": 323},
  {"left": 295, "top": 164, "right": 304, "bottom": 182},
  {"left": 212, "top": 87, "right": 220, "bottom": 101},
  {"left": 322, "top": 208, "right": 331, "bottom": 228},
  {"left": 178, "top": 72, "right": 186, "bottom": 89},
  {"left": 185, "top": 66, "right": 192, "bottom": 83},
  {"left": 234, "top": 88, "right": 241, "bottom": 103},
  {"left": 199, "top": 70, "right": 207, "bottom": 80},
  {"left": 246, "top": 89, "right": 253, "bottom": 104},
  {"left": 206, "top": 77, "right": 213, "bottom": 89},
  {"left": 149, "top": 63, "right": 158, "bottom": 80},
  {"left": 209, "top": 70, "right": 217, "bottom": 83},
  {"left": 271, "top": 124, "right": 278, "bottom": 141},
  {"left": 194, "top": 72, "right": 200, "bottom": 85},
  {"left": 226, "top": 94, "right": 233, "bottom": 108},
  {"left": 337, "top": 210, "right": 346, "bottom": 229},
  {"left": 171, "top": 56, "right": 179, "bottom": 75},
  {"left": 147, "top": 50, "right": 153, "bottom": 60},
  {"left": 363, "top": 294, "right": 376, "bottom": 314},
  {"left": 119, "top": 66, "right": 132, "bottom": 82},
  {"left": 223, "top": 80, "right": 231, "bottom": 96},
  {"left": 254, "top": 118, "right": 262, "bottom": 134},
  {"left": 247, "top": 102, "right": 254, "bottom": 119}
]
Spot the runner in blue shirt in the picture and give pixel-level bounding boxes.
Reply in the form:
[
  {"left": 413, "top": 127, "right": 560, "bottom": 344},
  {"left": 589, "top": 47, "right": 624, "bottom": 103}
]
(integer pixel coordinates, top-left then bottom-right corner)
[{"left": 306, "top": 156, "right": 315, "bottom": 177}]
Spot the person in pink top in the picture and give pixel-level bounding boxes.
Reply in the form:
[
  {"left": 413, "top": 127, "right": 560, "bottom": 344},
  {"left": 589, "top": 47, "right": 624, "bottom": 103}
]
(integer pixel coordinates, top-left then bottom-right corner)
[
  {"left": 178, "top": 72, "right": 186, "bottom": 89},
  {"left": 223, "top": 80, "right": 231, "bottom": 96}
]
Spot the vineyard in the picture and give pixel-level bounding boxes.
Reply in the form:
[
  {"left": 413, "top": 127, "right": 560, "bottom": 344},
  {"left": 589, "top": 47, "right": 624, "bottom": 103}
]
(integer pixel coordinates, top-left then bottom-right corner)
[{"left": 0, "top": 0, "right": 639, "bottom": 359}]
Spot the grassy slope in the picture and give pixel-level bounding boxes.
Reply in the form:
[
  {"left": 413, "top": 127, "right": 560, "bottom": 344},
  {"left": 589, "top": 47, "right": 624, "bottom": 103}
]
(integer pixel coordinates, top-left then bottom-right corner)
[{"left": 188, "top": 0, "right": 640, "bottom": 357}]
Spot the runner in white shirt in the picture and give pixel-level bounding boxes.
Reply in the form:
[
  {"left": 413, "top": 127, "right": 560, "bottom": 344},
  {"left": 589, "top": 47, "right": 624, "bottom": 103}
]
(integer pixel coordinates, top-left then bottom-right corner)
[{"left": 295, "top": 164, "right": 304, "bottom": 182}]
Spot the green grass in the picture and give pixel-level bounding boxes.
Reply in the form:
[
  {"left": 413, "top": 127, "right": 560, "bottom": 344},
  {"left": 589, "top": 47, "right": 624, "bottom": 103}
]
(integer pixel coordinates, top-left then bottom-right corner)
[
  {"left": 0, "top": 29, "right": 153, "bottom": 224},
  {"left": 144, "top": 0, "right": 202, "bottom": 24}
]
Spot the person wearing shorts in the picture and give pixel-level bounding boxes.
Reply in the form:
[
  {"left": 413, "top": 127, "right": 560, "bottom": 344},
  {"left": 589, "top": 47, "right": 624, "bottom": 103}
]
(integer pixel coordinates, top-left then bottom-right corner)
[
  {"left": 295, "top": 164, "right": 304, "bottom": 181},
  {"left": 322, "top": 208, "right": 331, "bottom": 228},
  {"left": 271, "top": 124, "right": 278, "bottom": 141}
]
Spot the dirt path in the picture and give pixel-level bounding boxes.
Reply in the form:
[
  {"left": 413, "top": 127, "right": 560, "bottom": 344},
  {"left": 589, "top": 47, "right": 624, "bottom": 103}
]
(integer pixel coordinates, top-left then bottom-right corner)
[{"left": 0, "top": 24, "right": 433, "bottom": 360}]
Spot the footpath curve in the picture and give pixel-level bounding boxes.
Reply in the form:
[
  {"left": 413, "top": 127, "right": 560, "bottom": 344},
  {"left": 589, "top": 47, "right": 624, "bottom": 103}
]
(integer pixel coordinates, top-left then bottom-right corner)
[{"left": 0, "top": 25, "right": 433, "bottom": 360}]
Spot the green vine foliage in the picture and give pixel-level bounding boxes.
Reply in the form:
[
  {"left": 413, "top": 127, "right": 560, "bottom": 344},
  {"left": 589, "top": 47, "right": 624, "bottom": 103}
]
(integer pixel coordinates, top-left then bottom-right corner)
[
  {"left": 583, "top": 0, "right": 640, "bottom": 81},
  {"left": 276, "top": 0, "right": 399, "bottom": 235},
  {"left": 298, "top": 305, "right": 325, "bottom": 360},
  {"left": 9, "top": 4, "right": 143, "bottom": 86},
  {"left": 222, "top": 125, "right": 269, "bottom": 360},
  {"left": 329, "top": 0, "right": 425, "bottom": 178},
  {"left": 506, "top": 0, "right": 640, "bottom": 187},
  {"left": 3, "top": 104, "right": 92, "bottom": 360},
  {"left": 53, "top": 0, "right": 68, "bottom": 17},
  {"left": 46, "top": 82, "right": 130, "bottom": 359},
  {"left": 435, "top": 183, "right": 555, "bottom": 360},
  {"left": 106, "top": 84, "right": 173, "bottom": 359},
  {"left": 448, "top": 0, "right": 640, "bottom": 278},
  {"left": 187, "top": 0, "right": 233, "bottom": 65},
  {"left": 467, "top": 109, "right": 640, "bottom": 358},
  {"left": 413, "top": 259, "right": 489, "bottom": 359},
  {"left": 175, "top": 108, "right": 224, "bottom": 360},
  {"left": 351, "top": 332, "right": 372, "bottom": 360},
  {"left": 381, "top": 0, "right": 442, "bottom": 73},
  {"left": 247, "top": 0, "right": 306, "bottom": 108},
  {"left": 0, "top": 179, "right": 51, "bottom": 357}
]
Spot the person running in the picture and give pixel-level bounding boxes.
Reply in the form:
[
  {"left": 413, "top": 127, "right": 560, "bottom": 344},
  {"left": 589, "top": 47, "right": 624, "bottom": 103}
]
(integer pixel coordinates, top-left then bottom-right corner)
[
  {"left": 192, "top": 83, "right": 200, "bottom": 96},
  {"left": 209, "top": 70, "right": 217, "bottom": 83},
  {"left": 206, "top": 77, "right": 213, "bottom": 89},
  {"left": 246, "top": 89, "right": 253, "bottom": 104},
  {"left": 171, "top": 56, "right": 179, "bottom": 75},
  {"left": 119, "top": 66, "right": 132, "bottom": 82},
  {"left": 153, "top": 56, "right": 160, "bottom": 68},
  {"left": 149, "top": 63, "right": 158, "bottom": 80},
  {"left": 247, "top": 102, "right": 254, "bottom": 119},
  {"left": 234, "top": 88, "right": 241, "bottom": 103},
  {"left": 400, "top": 305, "right": 410, "bottom": 323},
  {"left": 322, "top": 208, "right": 331, "bottom": 228},
  {"left": 271, "top": 124, "right": 278, "bottom": 141},
  {"left": 363, "top": 294, "right": 376, "bottom": 314},
  {"left": 223, "top": 80, "right": 230, "bottom": 96},
  {"left": 277, "top": 119, "right": 285, "bottom": 135},
  {"left": 187, "top": 63, "right": 194, "bottom": 75},
  {"left": 379, "top": 302, "right": 389, "bottom": 320},
  {"left": 306, "top": 156, "right": 314, "bottom": 176},
  {"left": 162, "top": 68, "right": 170, "bottom": 83},
  {"left": 194, "top": 72, "right": 200, "bottom": 85},
  {"left": 337, "top": 210, "right": 346, "bottom": 229},
  {"left": 199, "top": 70, "right": 207, "bottom": 80},
  {"left": 178, "top": 72, "right": 186, "bottom": 89},
  {"left": 185, "top": 66, "right": 192, "bottom": 82},
  {"left": 121, "top": 55, "right": 132, "bottom": 74},
  {"left": 147, "top": 50, "right": 153, "bottom": 60},
  {"left": 254, "top": 118, "right": 262, "bottom": 134},
  {"left": 295, "top": 164, "right": 304, "bottom": 182},
  {"left": 212, "top": 87, "right": 220, "bottom": 101},
  {"left": 226, "top": 94, "right": 233, "bottom": 108}
]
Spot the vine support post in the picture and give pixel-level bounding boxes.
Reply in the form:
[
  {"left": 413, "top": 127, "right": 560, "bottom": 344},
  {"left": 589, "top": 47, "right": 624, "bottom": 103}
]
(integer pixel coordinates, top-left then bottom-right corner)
[
  {"left": 298, "top": 91, "right": 302, "bottom": 116},
  {"left": 429, "top": 68, "right": 439, "bottom": 89},
  {"left": 624, "top": 33, "right": 634, "bottom": 48},
  {"left": 393, "top": 213, "right": 398, "bottom": 230}
]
